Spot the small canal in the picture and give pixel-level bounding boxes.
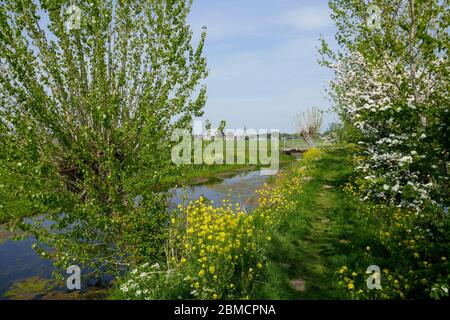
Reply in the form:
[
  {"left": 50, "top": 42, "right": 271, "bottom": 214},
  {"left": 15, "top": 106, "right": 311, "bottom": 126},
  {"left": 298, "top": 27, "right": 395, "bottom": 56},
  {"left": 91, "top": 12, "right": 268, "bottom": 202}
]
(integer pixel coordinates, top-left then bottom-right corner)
[{"left": 0, "top": 169, "right": 273, "bottom": 299}]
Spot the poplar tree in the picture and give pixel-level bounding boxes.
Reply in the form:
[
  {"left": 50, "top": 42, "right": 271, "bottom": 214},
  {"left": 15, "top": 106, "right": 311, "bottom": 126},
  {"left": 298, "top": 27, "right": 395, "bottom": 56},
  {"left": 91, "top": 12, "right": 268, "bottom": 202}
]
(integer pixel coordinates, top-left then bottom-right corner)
[{"left": 0, "top": 0, "right": 208, "bottom": 274}]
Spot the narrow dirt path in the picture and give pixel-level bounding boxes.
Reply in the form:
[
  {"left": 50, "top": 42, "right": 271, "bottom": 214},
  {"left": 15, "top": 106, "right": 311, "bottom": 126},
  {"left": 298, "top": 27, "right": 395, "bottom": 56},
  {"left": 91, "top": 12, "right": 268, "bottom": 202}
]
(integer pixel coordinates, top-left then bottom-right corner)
[{"left": 258, "top": 148, "right": 354, "bottom": 299}]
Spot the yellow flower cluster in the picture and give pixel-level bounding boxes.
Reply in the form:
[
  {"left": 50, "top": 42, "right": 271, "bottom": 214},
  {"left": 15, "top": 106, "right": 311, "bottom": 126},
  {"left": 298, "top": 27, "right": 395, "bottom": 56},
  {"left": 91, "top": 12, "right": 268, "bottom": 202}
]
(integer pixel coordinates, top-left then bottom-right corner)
[
  {"left": 169, "top": 196, "right": 265, "bottom": 299},
  {"left": 342, "top": 183, "right": 359, "bottom": 197},
  {"left": 167, "top": 162, "right": 306, "bottom": 299},
  {"left": 254, "top": 168, "right": 302, "bottom": 226},
  {"left": 336, "top": 208, "right": 427, "bottom": 299},
  {"left": 338, "top": 265, "right": 409, "bottom": 299},
  {"left": 337, "top": 266, "right": 359, "bottom": 292},
  {"left": 302, "top": 147, "right": 322, "bottom": 162}
]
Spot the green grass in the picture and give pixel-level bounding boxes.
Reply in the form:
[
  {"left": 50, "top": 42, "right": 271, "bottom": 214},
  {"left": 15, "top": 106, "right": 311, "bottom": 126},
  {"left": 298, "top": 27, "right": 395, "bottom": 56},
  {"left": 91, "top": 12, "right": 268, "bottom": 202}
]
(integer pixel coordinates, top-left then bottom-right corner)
[
  {"left": 161, "top": 138, "right": 296, "bottom": 187},
  {"left": 257, "top": 146, "right": 368, "bottom": 299},
  {"left": 280, "top": 138, "right": 328, "bottom": 150}
]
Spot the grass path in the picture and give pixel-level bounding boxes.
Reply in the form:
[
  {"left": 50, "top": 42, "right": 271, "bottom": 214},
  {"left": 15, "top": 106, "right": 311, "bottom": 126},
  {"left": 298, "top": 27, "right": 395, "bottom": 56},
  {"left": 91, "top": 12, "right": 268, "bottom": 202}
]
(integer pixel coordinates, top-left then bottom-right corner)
[{"left": 258, "top": 147, "right": 357, "bottom": 299}]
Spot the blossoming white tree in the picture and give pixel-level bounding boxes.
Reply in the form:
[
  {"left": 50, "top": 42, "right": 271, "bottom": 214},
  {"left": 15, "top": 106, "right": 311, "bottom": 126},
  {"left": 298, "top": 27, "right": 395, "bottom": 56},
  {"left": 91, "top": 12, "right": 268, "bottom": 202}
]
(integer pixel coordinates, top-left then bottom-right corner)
[{"left": 321, "top": 0, "right": 449, "bottom": 211}]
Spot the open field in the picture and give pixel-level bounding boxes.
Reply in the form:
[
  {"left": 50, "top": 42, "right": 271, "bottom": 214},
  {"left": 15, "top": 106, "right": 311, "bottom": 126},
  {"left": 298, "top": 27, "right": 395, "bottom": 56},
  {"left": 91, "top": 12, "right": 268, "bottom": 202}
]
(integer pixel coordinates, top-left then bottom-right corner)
[{"left": 160, "top": 138, "right": 299, "bottom": 187}]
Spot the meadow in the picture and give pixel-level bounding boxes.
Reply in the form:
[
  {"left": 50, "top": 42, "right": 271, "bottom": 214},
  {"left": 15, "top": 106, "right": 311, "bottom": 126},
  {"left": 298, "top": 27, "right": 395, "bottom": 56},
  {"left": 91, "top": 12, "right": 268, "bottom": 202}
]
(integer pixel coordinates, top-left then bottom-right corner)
[{"left": 160, "top": 138, "right": 294, "bottom": 188}]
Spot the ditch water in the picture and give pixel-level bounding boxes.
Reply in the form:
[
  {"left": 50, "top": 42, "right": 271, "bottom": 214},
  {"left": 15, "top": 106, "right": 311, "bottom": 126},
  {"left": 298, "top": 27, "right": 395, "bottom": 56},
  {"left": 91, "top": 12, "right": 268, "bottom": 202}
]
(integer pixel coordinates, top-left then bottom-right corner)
[{"left": 0, "top": 169, "right": 271, "bottom": 299}]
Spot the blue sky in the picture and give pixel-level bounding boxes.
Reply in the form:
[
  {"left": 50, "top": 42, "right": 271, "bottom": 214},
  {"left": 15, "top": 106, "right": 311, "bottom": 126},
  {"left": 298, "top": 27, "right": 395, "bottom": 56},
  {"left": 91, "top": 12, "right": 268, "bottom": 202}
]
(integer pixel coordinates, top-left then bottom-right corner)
[{"left": 188, "top": 0, "right": 338, "bottom": 133}]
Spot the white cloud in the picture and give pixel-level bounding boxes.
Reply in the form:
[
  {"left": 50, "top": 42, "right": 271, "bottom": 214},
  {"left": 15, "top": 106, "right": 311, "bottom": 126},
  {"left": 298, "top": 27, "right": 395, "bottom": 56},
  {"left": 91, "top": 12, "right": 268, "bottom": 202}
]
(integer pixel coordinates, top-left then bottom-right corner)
[
  {"left": 282, "top": 7, "right": 331, "bottom": 31},
  {"left": 187, "top": 1, "right": 337, "bottom": 131}
]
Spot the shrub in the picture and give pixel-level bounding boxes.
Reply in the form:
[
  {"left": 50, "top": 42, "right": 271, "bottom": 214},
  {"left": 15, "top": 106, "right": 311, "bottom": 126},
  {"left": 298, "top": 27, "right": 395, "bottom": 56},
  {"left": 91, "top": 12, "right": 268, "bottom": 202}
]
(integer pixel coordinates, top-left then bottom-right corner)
[
  {"left": 303, "top": 147, "right": 322, "bottom": 162},
  {"left": 337, "top": 195, "right": 449, "bottom": 299},
  {"left": 321, "top": 0, "right": 449, "bottom": 211}
]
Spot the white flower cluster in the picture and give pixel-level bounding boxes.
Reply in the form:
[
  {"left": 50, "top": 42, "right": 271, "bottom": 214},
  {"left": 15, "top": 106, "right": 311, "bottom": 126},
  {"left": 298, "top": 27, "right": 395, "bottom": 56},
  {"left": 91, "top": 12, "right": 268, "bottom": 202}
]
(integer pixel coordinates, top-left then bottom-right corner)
[
  {"left": 119, "top": 262, "right": 163, "bottom": 300},
  {"left": 330, "top": 51, "right": 448, "bottom": 210}
]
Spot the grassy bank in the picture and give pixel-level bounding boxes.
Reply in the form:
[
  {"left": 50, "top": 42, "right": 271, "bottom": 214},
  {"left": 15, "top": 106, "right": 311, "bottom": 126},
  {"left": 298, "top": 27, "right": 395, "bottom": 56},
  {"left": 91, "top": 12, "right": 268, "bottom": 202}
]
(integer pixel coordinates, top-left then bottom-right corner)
[
  {"left": 258, "top": 146, "right": 357, "bottom": 299},
  {"left": 160, "top": 138, "right": 296, "bottom": 188},
  {"left": 110, "top": 145, "right": 448, "bottom": 299},
  {"left": 258, "top": 146, "right": 449, "bottom": 299}
]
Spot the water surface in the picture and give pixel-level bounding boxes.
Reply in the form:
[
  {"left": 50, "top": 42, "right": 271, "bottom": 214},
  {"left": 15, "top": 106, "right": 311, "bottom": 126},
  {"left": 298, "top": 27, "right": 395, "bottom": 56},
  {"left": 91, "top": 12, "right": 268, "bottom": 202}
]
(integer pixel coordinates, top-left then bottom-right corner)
[{"left": 0, "top": 169, "right": 269, "bottom": 299}]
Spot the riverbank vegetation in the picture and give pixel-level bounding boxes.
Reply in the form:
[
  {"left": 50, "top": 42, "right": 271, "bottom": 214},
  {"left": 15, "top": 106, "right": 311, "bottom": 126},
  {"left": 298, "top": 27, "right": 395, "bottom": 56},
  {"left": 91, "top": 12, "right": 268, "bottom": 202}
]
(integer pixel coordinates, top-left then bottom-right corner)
[
  {"left": 159, "top": 140, "right": 294, "bottom": 189},
  {"left": 1, "top": 0, "right": 448, "bottom": 301},
  {"left": 111, "top": 148, "right": 310, "bottom": 300},
  {"left": 259, "top": 146, "right": 449, "bottom": 299},
  {"left": 111, "top": 143, "right": 448, "bottom": 300},
  {"left": 0, "top": 0, "right": 208, "bottom": 275}
]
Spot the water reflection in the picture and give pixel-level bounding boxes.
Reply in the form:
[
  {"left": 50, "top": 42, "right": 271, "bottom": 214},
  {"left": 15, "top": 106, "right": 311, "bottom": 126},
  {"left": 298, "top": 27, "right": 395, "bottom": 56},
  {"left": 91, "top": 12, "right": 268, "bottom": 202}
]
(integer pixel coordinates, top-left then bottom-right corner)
[{"left": 0, "top": 169, "right": 269, "bottom": 299}]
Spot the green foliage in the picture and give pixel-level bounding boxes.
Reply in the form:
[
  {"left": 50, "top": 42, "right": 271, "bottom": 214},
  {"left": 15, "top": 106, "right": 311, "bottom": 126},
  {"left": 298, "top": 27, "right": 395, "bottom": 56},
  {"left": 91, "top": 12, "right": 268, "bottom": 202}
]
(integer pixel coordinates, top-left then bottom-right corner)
[
  {"left": 319, "top": 1, "right": 449, "bottom": 299},
  {"left": 0, "top": 0, "right": 207, "bottom": 274},
  {"left": 218, "top": 120, "right": 226, "bottom": 137},
  {"left": 341, "top": 185, "right": 449, "bottom": 299},
  {"left": 320, "top": 0, "right": 449, "bottom": 209},
  {"left": 323, "top": 122, "right": 361, "bottom": 144},
  {"left": 111, "top": 152, "right": 303, "bottom": 300}
]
